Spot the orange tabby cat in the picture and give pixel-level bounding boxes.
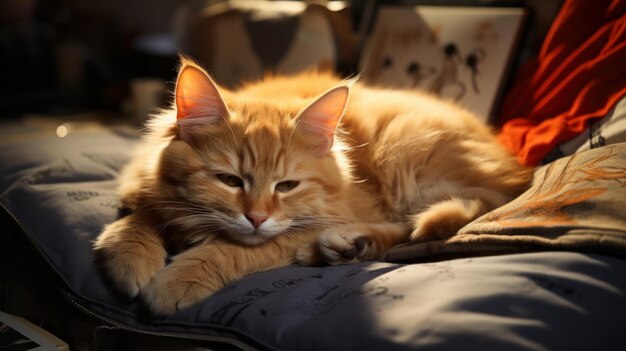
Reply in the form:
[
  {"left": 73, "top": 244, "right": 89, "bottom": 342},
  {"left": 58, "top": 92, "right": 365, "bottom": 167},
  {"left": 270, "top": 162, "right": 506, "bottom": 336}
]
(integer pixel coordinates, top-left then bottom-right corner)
[{"left": 93, "top": 58, "right": 531, "bottom": 315}]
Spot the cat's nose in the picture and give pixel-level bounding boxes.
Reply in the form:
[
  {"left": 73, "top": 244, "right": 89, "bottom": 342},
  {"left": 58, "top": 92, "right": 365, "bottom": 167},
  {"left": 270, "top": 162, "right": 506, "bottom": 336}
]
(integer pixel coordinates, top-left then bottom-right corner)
[{"left": 244, "top": 212, "right": 269, "bottom": 229}]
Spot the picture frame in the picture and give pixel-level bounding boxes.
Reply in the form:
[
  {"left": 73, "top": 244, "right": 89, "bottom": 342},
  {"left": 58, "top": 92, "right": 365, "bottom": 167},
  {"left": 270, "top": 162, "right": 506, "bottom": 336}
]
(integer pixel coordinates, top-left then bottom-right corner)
[{"left": 360, "top": 6, "right": 528, "bottom": 122}]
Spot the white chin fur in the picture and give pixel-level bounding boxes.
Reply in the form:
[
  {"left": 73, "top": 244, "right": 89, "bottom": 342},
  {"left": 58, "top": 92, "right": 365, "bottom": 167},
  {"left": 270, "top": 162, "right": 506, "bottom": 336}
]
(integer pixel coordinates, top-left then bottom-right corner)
[{"left": 224, "top": 216, "right": 291, "bottom": 246}]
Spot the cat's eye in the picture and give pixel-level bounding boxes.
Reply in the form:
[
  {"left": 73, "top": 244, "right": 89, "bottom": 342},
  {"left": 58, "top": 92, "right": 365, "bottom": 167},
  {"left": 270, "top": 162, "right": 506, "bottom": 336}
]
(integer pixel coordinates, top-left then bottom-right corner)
[
  {"left": 275, "top": 180, "right": 300, "bottom": 193},
  {"left": 217, "top": 174, "right": 244, "bottom": 188}
]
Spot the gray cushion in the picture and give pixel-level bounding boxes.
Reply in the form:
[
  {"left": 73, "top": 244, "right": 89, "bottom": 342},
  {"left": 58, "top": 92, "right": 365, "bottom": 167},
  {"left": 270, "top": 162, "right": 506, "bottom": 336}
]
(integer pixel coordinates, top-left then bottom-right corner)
[{"left": 1, "top": 123, "right": 625, "bottom": 350}]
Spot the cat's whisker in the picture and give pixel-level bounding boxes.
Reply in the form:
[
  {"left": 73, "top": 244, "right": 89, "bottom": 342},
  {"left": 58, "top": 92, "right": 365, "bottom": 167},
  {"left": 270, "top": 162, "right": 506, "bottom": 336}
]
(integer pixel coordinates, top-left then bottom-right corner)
[
  {"left": 132, "top": 206, "right": 213, "bottom": 217},
  {"left": 132, "top": 200, "right": 206, "bottom": 211},
  {"left": 130, "top": 200, "right": 219, "bottom": 216},
  {"left": 154, "top": 213, "right": 222, "bottom": 232}
]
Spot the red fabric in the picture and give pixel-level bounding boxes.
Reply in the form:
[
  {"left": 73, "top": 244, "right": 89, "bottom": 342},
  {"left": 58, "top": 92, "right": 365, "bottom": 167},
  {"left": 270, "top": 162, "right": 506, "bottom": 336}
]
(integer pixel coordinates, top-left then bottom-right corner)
[{"left": 498, "top": 0, "right": 626, "bottom": 166}]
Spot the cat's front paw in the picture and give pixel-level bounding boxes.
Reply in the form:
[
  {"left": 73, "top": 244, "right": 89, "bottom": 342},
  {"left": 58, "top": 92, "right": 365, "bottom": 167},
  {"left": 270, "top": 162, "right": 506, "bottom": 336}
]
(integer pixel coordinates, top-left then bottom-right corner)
[
  {"left": 93, "top": 219, "right": 166, "bottom": 298},
  {"left": 142, "top": 256, "right": 223, "bottom": 315},
  {"left": 297, "top": 228, "right": 370, "bottom": 266}
]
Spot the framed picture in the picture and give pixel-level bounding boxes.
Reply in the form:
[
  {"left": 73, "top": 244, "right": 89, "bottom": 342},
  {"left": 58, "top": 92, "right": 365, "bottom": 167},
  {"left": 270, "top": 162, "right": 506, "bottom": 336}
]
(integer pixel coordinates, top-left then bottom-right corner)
[{"left": 360, "top": 6, "right": 527, "bottom": 122}]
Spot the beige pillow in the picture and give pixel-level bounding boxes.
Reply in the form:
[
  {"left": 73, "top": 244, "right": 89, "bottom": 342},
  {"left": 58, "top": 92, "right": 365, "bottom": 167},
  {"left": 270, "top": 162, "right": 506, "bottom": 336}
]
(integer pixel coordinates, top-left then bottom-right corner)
[{"left": 384, "top": 142, "right": 626, "bottom": 261}]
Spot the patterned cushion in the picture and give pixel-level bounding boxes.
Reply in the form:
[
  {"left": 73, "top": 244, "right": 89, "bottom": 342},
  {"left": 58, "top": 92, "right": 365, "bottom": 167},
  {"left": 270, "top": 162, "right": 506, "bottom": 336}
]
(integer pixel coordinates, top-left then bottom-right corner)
[
  {"left": 384, "top": 142, "right": 626, "bottom": 261},
  {"left": 1, "top": 123, "right": 625, "bottom": 350}
]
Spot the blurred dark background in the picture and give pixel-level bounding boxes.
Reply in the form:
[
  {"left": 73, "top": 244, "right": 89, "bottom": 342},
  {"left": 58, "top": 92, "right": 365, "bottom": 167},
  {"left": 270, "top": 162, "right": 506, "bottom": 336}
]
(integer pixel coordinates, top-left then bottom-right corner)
[
  {"left": 0, "top": 0, "right": 186, "bottom": 117},
  {"left": 0, "top": 0, "right": 560, "bottom": 119}
]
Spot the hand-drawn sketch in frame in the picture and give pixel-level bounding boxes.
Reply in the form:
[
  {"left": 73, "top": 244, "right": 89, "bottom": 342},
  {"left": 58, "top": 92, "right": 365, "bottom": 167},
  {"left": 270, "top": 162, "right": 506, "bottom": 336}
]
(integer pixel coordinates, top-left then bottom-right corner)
[{"left": 360, "top": 6, "right": 527, "bottom": 122}]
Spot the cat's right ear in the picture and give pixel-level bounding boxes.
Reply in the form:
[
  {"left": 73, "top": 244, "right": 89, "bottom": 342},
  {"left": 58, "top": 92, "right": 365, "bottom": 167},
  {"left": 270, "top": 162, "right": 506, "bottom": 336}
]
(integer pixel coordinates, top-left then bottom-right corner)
[
  {"left": 296, "top": 86, "right": 349, "bottom": 156},
  {"left": 175, "top": 60, "right": 229, "bottom": 142}
]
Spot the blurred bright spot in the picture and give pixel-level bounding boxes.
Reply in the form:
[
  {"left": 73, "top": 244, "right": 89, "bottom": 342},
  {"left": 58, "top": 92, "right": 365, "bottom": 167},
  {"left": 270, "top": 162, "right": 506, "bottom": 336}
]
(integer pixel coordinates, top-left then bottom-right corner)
[{"left": 56, "top": 125, "right": 68, "bottom": 138}]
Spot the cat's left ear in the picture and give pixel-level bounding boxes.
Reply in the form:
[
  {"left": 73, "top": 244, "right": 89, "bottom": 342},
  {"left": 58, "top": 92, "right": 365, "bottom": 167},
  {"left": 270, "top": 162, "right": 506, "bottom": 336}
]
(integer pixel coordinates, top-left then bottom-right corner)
[
  {"left": 175, "top": 60, "right": 229, "bottom": 142},
  {"left": 296, "top": 86, "right": 349, "bottom": 156}
]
